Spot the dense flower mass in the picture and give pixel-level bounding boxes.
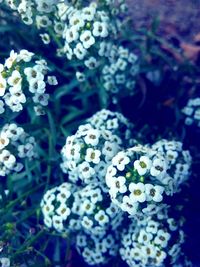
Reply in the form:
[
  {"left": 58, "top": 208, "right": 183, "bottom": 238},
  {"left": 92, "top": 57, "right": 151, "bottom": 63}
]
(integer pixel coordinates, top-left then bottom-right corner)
[
  {"left": 105, "top": 142, "right": 191, "bottom": 216},
  {"left": 0, "top": 0, "right": 198, "bottom": 266},
  {"left": 76, "top": 230, "right": 119, "bottom": 266},
  {"left": 101, "top": 43, "right": 139, "bottom": 98},
  {"left": 106, "top": 145, "right": 169, "bottom": 216},
  {"left": 120, "top": 208, "right": 185, "bottom": 267},
  {"left": 41, "top": 182, "right": 82, "bottom": 233},
  {"left": 182, "top": 98, "right": 200, "bottom": 127},
  {"left": 0, "top": 49, "right": 57, "bottom": 115},
  {"left": 0, "top": 123, "right": 37, "bottom": 176},
  {"left": 61, "top": 124, "right": 122, "bottom": 184}
]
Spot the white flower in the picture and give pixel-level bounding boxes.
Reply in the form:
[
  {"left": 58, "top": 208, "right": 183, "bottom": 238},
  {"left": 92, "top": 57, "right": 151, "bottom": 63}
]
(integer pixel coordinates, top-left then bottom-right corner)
[
  {"left": 121, "top": 195, "right": 138, "bottom": 215},
  {"left": 33, "top": 93, "right": 49, "bottom": 106},
  {"left": 82, "top": 199, "right": 95, "bottom": 214},
  {"left": 17, "top": 49, "right": 34, "bottom": 62},
  {"left": 56, "top": 203, "right": 71, "bottom": 220},
  {"left": 47, "top": 76, "right": 58, "bottom": 85},
  {"left": 69, "top": 14, "right": 85, "bottom": 30},
  {"left": 82, "top": 216, "right": 93, "bottom": 229},
  {"left": 76, "top": 71, "right": 85, "bottom": 82},
  {"left": 166, "top": 150, "right": 178, "bottom": 164},
  {"left": 134, "top": 156, "right": 152, "bottom": 176},
  {"left": 150, "top": 157, "right": 167, "bottom": 177},
  {"left": 80, "top": 30, "right": 95, "bottom": 49},
  {"left": 24, "top": 67, "right": 44, "bottom": 81},
  {"left": 94, "top": 210, "right": 109, "bottom": 226},
  {"left": 52, "top": 215, "right": 64, "bottom": 232},
  {"left": 146, "top": 220, "right": 159, "bottom": 234},
  {"left": 0, "top": 257, "right": 10, "bottom": 267},
  {"left": 40, "top": 33, "right": 51, "bottom": 44},
  {"left": 84, "top": 129, "right": 100, "bottom": 146},
  {"left": 90, "top": 188, "right": 103, "bottom": 204},
  {"left": 0, "top": 75, "right": 7, "bottom": 96},
  {"left": 84, "top": 57, "right": 99, "bottom": 69},
  {"left": 85, "top": 148, "right": 101, "bottom": 164},
  {"left": 109, "top": 176, "right": 127, "bottom": 196},
  {"left": 74, "top": 42, "right": 87, "bottom": 60},
  {"left": 102, "top": 141, "right": 119, "bottom": 161},
  {"left": 154, "top": 229, "right": 171, "bottom": 248},
  {"left": 82, "top": 6, "right": 96, "bottom": 21},
  {"left": 4, "top": 50, "right": 17, "bottom": 69},
  {"left": 0, "top": 133, "right": 9, "bottom": 150},
  {"left": 0, "top": 150, "right": 16, "bottom": 169},
  {"left": 36, "top": 15, "right": 52, "bottom": 28},
  {"left": 78, "top": 161, "right": 95, "bottom": 180},
  {"left": 112, "top": 151, "right": 130, "bottom": 171},
  {"left": 29, "top": 78, "right": 46, "bottom": 94},
  {"left": 129, "top": 182, "right": 146, "bottom": 203},
  {"left": 138, "top": 229, "right": 153, "bottom": 244},
  {"left": 93, "top": 21, "right": 108, "bottom": 37},
  {"left": 65, "top": 26, "right": 79, "bottom": 43},
  {"left": 145, "top": 184, "right": 164, "bottom": 202}
]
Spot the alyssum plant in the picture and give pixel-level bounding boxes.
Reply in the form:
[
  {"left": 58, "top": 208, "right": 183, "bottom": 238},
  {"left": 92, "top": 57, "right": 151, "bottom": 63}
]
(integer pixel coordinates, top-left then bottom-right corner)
[{"left": 0, "top": 0, "right": 198, "bottom": 267}]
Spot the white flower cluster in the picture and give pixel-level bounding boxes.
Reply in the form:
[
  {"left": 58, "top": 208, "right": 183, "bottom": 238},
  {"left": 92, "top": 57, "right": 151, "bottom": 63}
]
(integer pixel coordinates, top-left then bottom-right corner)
[
  {"left": 61, "top": 2, "right": 112, "bottom": 64},
  {"left": 182, "top": 98, "right": 200, "bottom": 127},
  {"left": 76, "top": 182, "right": 123, "bottom": 236},
  {"left": 61, "top": 124, "right": 122, "bottom": 184},
  {"left": 4, "top": 0, "right": 59, "bottom": 25},
  {"left": 40, "top": 182, "right": 82, "bottom": 233},
  {"left": 86, "top": 109, "right": 135, "bottom": 146},
  {"left": 120, "top": 210, "right": 185, "bottom": 267},
  {"left": 106, "top": 142, "right": 191, "bottom": 216},
  {"left": 75, "top": 230, "right": 119, "bottom": 266},
  {"left": 101, "top": 43, "right": 139, "bottom": 97},
  {"left": 5, "top": 1, "right": 115, "bottom": 68},
  {"left": 0, "top": 123, "right": 37, "bottom": 177},
  {"left": 152, "top": 139, "right": 192, "bottom": 194},
  {"left": 0, "top": 49, "right": 57, "bottom": 115}
]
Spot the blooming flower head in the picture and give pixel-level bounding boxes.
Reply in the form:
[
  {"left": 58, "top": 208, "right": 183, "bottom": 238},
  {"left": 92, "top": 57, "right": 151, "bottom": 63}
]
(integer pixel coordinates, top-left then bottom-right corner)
[
  {"left": 0, "top": 123, "right": 37, "bottom": 177},
  {"left": 0, "top": 50, "right": 57, "bottom": 116},
  {"left": 61, "top": 125, "right": 122, "bottom": 184},
  {"left": 106, "top": 145, "right": 170, "bottom": 216},
  {"left": 40, "top": 182, "right": 82, "bottom": 233},
  {"left": 182, "top": 98, "right": 200, "bottom": 127},
  {"left": 120, "top": 207, "right": 185, "bottom": 267}
]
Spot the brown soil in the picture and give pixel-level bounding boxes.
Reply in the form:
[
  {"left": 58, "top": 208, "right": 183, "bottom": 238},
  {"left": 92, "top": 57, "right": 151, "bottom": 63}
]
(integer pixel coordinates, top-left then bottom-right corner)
[{"left": 127, "top": 0, "right": 200, "bottom": 42}]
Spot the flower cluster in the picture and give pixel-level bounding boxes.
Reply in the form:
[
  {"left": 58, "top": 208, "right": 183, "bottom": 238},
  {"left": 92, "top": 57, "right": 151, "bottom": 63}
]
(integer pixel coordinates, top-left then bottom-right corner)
[
  {"left": 76, "top": 182, "right": 123, "bottom": 236},
  {"left": 106, "top": 145, "right": 169, "bottom": 216},
  {"left": 101, "top": 43, "right": 139, "bottom": 99},
  {"left": 61, "top": 124, "right": 122, "bottom": 184},
  {"left": 0, "top": 123, "right": 37, "bottom": 177},
  {"left": 152, "top": 139, "right": 192, "bottom": 194},
  {"left": 0, "top": 49, "right": 57, "bottom": 115},
  {"left": 86, "top": 109, "right": 135, "bottom": 146},
  {"left": 41, "top": 182, "right": 82, "bottom": 234},
  {"left": 60, "top": 2, "right": 113, "bottom": 64},
  {"left": 5, "top": 1, "right": 116, "bottom": 68},
  {"left": 4, "top": 0, "right": 59, "bottom": 26},
  {"left": 75, "top": 230, "right": 119, "bottom": 266},
  {"left": 120, "top": 209, "right": 185, "bottom": 267},
  {"left": 182, "top": 98, "right": 200, "bottom": 127},
  {"left": 106, "top": 142, "right": 191, "bottom": 216}
]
